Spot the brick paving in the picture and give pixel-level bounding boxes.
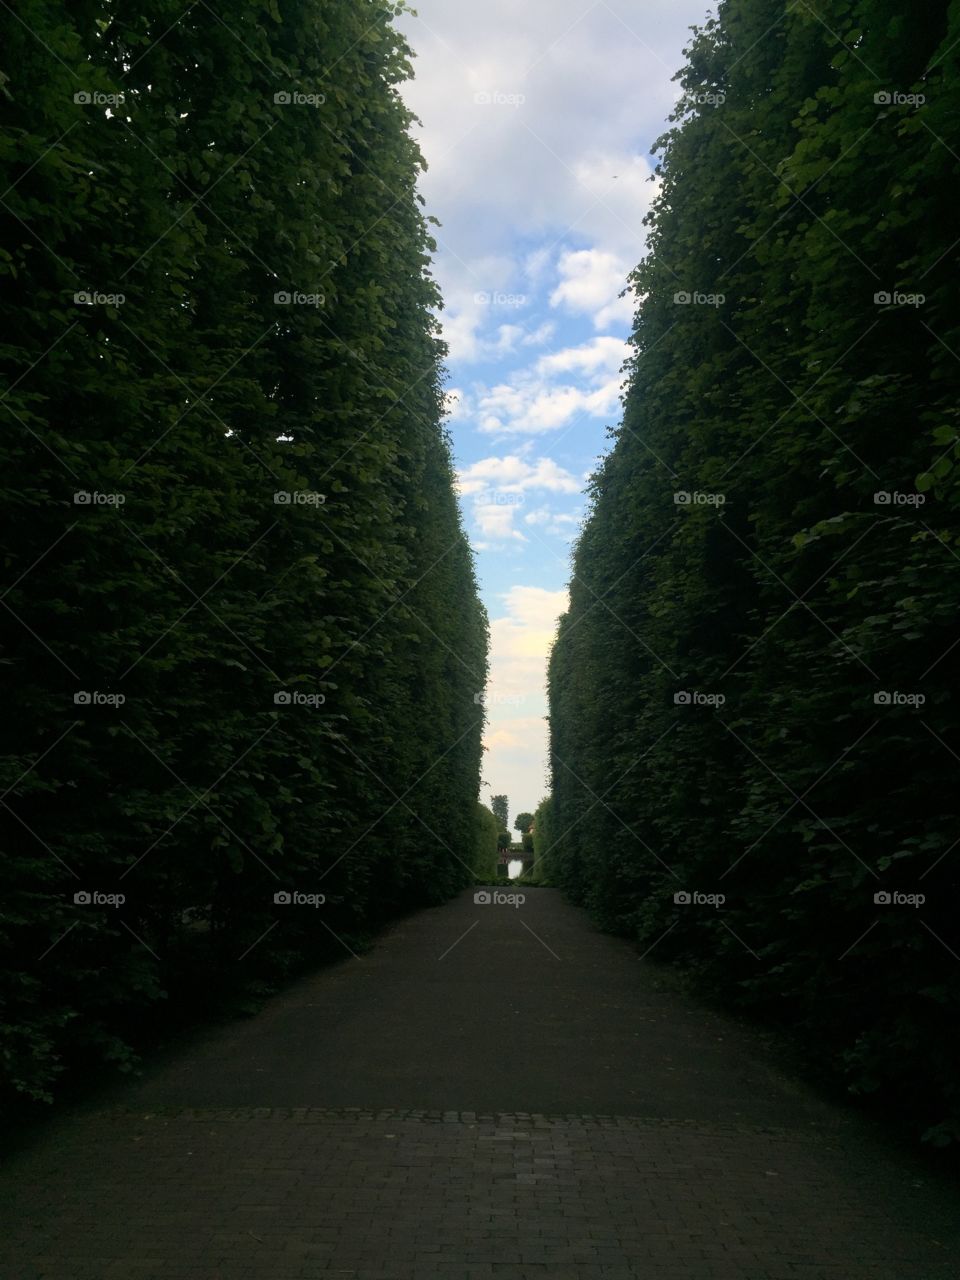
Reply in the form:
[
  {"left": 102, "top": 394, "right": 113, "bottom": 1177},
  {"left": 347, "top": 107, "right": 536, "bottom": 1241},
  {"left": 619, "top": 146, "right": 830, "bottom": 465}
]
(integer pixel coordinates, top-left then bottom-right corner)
[{"left": 0, "top": 888, "right": 957, "bottom": 1279}]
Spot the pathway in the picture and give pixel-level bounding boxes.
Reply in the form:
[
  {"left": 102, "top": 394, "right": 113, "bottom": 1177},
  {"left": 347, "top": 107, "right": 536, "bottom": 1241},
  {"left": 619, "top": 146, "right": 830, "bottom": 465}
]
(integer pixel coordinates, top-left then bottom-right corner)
[{"left": 1, "top": 887, "right": 957, "bottom": 1278}]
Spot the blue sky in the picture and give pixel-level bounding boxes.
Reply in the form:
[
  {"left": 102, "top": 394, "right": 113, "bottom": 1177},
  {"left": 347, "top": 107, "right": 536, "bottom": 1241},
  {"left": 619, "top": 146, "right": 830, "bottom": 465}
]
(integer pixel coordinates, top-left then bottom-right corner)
[{"left": 397, "top": 0, "right": 710, "bottom": 821}]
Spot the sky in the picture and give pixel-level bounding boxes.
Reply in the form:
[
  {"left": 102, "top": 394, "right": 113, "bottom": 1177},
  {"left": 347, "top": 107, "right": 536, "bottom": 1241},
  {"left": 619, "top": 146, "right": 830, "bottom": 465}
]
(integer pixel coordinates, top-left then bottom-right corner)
[{"left": 396, "top": 0, "right": 710, "bottom": 823}]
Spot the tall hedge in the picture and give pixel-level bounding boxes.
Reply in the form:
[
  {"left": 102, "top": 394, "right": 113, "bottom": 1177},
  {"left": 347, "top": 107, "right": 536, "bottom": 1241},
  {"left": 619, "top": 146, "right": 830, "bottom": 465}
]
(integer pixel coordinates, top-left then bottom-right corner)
[
  {"left": 530, "top": 796, "right": 555, "bottom": 884},
  {"left": 0, "top": 0, "right": 487, "bottom": 1108},
  {"left": 548, "top": 0, "right": 960, "bottom": 1142},
  {"left": 473, "top": 803, "right": 501, "bottom": 882}
]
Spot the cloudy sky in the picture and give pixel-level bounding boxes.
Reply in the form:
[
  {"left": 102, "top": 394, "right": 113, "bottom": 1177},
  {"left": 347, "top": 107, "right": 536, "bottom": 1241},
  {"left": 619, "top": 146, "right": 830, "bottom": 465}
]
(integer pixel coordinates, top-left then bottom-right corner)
[{"left": 396, "top": 0, "right": 709, "bottom": 822}]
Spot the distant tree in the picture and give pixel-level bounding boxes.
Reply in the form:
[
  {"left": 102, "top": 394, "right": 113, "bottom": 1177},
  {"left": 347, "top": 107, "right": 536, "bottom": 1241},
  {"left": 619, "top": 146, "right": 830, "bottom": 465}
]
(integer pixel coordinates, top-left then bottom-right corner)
[
  {"left": 496, "top": 831, "right": 512, "bottom": 852},
  {"left": 514, "top": 812, "right": 534, "bottom": 833},
  {"left": 491, "top": 794, "right": 509, "bottom": 829}
]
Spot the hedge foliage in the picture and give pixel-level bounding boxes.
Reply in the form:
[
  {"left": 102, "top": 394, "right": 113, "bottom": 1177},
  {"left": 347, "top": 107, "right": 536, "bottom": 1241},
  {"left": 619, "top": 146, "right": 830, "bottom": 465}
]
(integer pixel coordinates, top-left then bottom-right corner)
[
  {"left": 0, "top": 0, "right": 487, "bottom": 1109},
  {"left": 473, "top": 803, "right": 501, "bottom": 882},
  {"left": 530, "top": 796, "right": 555, "bottom": 884},
  {"left": 548, "top": 0, "right": 960, "bottom": 1143}
]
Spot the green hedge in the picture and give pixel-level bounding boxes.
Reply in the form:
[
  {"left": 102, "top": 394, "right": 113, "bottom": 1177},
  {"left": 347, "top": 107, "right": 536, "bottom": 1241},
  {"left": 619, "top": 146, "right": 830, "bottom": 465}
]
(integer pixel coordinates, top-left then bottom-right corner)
[
  {"left": 529, "top": 796, "right": 555, "bottom": 884},
  {"left": 548, "top": 0, "right": 960, "bottom": 1144},
  {"left": 472, "top": 803, "right": 500, "bottom": 882},
  {"left": 0, "top": 0, "right": 487, "bottom": 1109}
]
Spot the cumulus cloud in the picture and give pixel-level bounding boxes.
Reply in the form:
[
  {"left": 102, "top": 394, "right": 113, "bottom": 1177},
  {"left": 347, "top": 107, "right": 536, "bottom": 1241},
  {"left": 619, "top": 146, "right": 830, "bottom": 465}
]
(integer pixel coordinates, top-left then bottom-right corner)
[
  {"left": 457, "top": 455, "right": 580, "bottom": 546},
  {"left": 474, "top": 335, "right": 628, "bottom": 436},
  {"left": 456, "top": 454, "right": 581, "bottom": 496},
  {"left": 550, "top": 249, "right": 636, "bottom": 329},
  {"left": 536, "top": 334, "right": 629, "bottom": 377},
  {"left": 480, "top": 585, "right": 568, "bottom": 806},
  {"left": 474, "top": 502, "right": 526, "bottom": 542},
  {"left": 524, "top": 506, "right": 582, "bottom": 539},
  {"left": 396, "top": 0, "right": 686, "bottom": 363}
]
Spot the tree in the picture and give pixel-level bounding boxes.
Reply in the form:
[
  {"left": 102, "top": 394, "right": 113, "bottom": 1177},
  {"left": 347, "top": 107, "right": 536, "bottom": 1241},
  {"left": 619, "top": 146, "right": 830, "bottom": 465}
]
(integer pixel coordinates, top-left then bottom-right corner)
[
  {"left": 490, "top": 794, "right": 509, "bottom": 830},
  {"left": 496, "top": 832, "right": 512, "bottom": 852},
  {"left": 514, "top": 812, "right": 534, "bottom": 833}
]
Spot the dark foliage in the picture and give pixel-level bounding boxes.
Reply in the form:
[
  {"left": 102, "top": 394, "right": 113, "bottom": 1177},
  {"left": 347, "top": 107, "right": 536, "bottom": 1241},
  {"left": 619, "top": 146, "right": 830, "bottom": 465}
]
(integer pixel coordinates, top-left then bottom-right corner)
[
  {"left": 547, "top": 0, "right": 960, "bottom": 1144},
  {"left": 0, "top": 0, "right": 486, "bottom": 1107}
]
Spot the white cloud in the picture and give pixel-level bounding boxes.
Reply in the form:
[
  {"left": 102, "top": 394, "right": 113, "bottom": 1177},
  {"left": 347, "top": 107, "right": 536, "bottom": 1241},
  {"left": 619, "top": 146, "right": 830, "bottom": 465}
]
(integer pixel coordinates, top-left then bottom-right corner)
[
  {"left": 397, "top": 0, "right": 686, "bottom": 267},
  {"left": 524, "top": 506, "right": 582, "bottom": 538},
  {"left": 536, "top": 334, "right": 629, "bottom": 377},
  {"left": 550, "top": 248, "right": 635, "bottom": 329},
  {"left": 456, "top": 454, "right": 581, "bottom": 496},
  {"left": 481, "top": 585, "right": 568, "bottom": 809},
  {"left": 475, "top": 334, "right": 627, "bottom": 436},
  {"left": 474, "top": 502, "right": 526, "bottom": 542}
]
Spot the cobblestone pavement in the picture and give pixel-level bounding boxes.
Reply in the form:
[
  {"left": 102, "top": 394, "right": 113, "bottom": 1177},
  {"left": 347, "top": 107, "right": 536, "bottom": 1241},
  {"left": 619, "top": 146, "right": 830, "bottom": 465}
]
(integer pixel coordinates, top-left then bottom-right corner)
[{"left": 1, "top": 889, "right": 957, "bottom": 1279}]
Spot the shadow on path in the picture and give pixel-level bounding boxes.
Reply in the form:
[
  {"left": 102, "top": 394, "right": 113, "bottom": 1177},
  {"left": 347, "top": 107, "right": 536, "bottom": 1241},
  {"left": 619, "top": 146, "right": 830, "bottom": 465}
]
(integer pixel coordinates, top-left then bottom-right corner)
[{"left": 1, "top": 887, "right": 957, "bottom": 1279}]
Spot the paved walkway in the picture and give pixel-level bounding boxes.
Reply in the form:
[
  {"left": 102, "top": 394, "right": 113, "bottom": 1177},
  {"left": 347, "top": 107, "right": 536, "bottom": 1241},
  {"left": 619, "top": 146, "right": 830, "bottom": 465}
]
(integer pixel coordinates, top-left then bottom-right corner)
[{"left": 1, "top": 887, "right": 957, "bottom": 1278}]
